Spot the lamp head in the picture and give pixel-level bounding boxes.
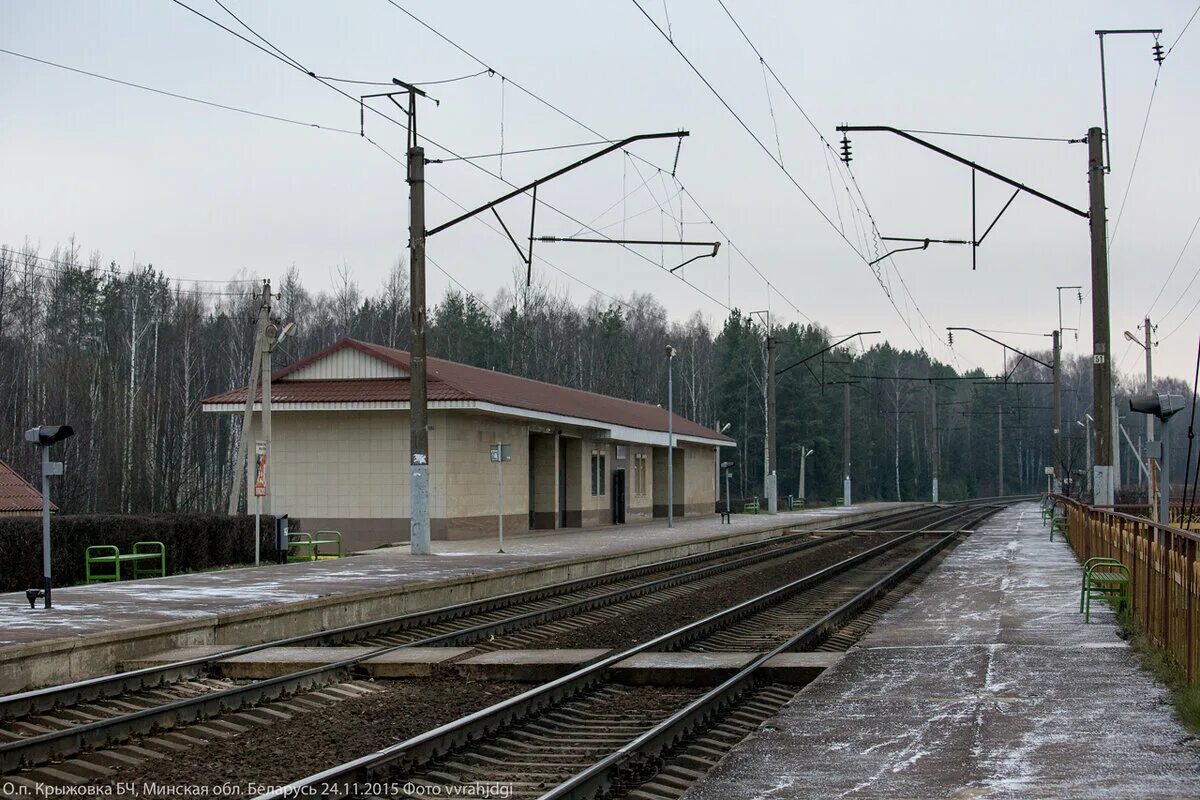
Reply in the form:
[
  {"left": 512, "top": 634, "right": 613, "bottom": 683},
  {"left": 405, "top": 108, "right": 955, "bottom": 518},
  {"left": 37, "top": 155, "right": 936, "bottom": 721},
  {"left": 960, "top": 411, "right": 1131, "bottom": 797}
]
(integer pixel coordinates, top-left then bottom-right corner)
[
  {"left": 719, "top": 422, "right": 731, "bottom": 434},
  {"left": 1129, "top": 393, "right": 1187, "bottom": 422},
  {"left": 25, "top": 425, "right": 74, "bottom": 446},
  {"left": 666, "top": 344, "right": 677, "bottom": 358}
]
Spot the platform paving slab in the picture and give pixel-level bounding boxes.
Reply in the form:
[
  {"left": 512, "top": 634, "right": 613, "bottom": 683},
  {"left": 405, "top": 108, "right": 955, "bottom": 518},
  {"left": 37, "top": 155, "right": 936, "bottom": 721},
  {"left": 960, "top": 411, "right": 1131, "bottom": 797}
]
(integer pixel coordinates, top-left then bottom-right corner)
[
  {"left": 454, "top": 648, "right": 610, "bottom": 681},
  {"left": 681, "top": 503, "right": 1200, "bottom": 800}
]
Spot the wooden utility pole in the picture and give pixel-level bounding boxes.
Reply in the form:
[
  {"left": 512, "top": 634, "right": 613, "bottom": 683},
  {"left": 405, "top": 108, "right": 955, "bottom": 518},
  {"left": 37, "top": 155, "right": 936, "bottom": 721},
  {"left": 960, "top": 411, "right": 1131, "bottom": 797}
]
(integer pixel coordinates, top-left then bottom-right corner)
[
  {"left": 227, "top": 280, "right": 270, "bottom": 515},
  {"left": 408, "top": 88, "right": 431, "bottom": 555},
  {"left": 1088, "top": 126, "right": 1114, "bottom": 505}
]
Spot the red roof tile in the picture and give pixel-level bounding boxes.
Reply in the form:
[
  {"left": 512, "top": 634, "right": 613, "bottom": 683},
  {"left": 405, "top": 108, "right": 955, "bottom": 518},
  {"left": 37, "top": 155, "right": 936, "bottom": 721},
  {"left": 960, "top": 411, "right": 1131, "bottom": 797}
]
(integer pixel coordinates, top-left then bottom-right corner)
[
  {"left": 0, "top": 459, "right": 53, "bottom": 513},
  {"left": 203, "top": 338, "right": 732, "bottom": 442}
]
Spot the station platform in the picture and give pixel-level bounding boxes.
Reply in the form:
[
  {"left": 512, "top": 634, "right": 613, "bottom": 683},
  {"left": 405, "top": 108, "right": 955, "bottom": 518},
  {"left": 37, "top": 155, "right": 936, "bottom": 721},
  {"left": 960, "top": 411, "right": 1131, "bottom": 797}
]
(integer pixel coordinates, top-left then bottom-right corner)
[
  {"left": 0, "top": 502, "right": 906, "bottom": 694},
  {"left": 683, "top": 502, "right": 1200, "bottom": 800}
]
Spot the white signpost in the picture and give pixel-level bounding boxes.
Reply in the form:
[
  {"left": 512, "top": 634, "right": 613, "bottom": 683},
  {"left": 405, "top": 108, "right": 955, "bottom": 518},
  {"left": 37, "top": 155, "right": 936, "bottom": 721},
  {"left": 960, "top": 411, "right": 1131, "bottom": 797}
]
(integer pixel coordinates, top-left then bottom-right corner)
[{"left": 490, "top": 443, "right": 512, "bottom": 552}]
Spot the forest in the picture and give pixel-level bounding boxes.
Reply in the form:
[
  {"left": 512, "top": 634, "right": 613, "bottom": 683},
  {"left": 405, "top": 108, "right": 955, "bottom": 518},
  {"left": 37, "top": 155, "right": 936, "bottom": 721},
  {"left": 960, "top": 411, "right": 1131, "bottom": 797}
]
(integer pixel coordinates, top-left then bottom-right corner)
[{"left": 1, "top": 239, "right": 1193, "bottom": 515}]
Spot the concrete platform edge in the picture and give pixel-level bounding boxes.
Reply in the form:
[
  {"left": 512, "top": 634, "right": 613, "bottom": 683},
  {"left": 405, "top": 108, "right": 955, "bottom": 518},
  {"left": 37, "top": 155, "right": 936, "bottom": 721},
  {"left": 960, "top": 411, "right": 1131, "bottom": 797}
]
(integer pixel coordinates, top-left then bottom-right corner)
[{"left": 0, "top": 505, "right": 916, "bottom": 694}]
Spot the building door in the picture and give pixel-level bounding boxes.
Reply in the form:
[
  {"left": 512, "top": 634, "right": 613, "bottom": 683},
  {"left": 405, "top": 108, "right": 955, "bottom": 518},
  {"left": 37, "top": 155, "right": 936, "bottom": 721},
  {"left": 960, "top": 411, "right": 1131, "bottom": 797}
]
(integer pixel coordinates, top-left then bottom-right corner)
[{"left": 613, "top": 469, "right": 626, "bottom": 524}]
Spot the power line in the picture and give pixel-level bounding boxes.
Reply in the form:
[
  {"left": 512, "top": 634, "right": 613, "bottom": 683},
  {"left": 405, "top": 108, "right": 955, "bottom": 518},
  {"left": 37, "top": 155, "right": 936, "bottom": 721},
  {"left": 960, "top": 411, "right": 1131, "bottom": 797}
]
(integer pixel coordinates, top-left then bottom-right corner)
[
  {"left": 172, "top": 0, "right": 734, "bottom": 315},
  {"left": 429, "top": 139, "right": 619, "bottom": 164},
  {"left": 0, "top": 47, "right": 359, "bottom": 135},
  {"left": 381, "top": 0, "right": 814, "bottom": 324},
  {"left": 708, "top": 0, "right": 944, "bottom": 355},
  {"left": 1169, "top": 2, "right": 1200, "bottom": 53},
  {"left": 898, "top": 128, "right": 1082, "bottom": 144},
  {"left": 1109, "top": 62, "right": 1163, "bottom": 247}
]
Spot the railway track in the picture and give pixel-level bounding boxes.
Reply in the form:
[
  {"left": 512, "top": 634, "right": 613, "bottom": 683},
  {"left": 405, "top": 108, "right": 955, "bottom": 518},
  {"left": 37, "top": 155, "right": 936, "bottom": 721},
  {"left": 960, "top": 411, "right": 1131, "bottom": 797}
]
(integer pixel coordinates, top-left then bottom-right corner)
[
  {"left": 254, "top": 500, "right": 1008, "bottom": 800},
  {"left": 0, "top": 504, "right": 951, "bottom": 774}
]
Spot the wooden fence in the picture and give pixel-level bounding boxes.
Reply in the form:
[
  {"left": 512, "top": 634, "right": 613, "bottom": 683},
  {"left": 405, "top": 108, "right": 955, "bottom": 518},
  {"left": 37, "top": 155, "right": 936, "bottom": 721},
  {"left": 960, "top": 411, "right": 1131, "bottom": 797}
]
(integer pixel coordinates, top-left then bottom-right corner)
[{"left": 1057, "top": 496, "right": 1200, "bottom": 683}]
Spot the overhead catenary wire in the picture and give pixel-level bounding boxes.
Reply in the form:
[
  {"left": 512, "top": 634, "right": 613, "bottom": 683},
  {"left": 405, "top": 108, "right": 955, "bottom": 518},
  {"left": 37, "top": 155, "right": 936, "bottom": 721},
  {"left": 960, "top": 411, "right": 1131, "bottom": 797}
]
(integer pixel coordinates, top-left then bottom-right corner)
[
  {"left": 1109, "top": 61, "right": 1163, "bottom": 247},
  {"left": 708, "top": 0, "right": 946, "bottom": 356},
  {"left": 172, "top": 0, "right": 734, "bottom": 318},
  {"left": 0, "top": 47, "right": 359, "bottom": 135},
  {"left": 380, "top": 0, "right": 814, "bottom": 325}
]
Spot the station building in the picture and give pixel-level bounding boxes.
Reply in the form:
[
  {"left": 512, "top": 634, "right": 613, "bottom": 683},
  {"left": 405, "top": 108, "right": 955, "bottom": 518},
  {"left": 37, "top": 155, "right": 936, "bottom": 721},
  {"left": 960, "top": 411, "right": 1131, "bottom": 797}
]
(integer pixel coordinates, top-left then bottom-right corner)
[
  {"left": 202, "top": 338, "right": 732, "bottom": 550},
  {"left": 0, "top": 458, "right": 52, "bottom": 517}
]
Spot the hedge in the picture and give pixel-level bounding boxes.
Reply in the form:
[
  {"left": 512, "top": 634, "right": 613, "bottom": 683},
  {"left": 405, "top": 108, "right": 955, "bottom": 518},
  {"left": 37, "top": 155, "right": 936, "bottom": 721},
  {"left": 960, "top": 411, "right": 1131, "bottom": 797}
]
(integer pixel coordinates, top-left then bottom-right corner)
[{"left": 0, "top": 513, "right": 284, "bottom": 593}]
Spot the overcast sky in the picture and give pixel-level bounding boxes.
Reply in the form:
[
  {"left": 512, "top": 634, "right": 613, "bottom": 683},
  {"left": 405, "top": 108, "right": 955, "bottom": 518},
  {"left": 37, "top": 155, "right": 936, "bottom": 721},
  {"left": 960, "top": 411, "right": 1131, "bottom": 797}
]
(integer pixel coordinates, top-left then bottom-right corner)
[{"left": 2, "top": 1, "right": 1198, "bottom": 384}]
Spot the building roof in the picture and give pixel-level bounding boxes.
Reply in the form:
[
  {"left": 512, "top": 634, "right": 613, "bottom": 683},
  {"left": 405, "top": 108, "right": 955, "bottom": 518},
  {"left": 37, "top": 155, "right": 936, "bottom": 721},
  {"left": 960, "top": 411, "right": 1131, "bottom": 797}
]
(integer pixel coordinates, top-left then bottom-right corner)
[
  {"left": 203, "top": 338, "right": 733, "bottom": 445},
  {"left": 0, "top": 458, "right": 54, "bottom": 513}
]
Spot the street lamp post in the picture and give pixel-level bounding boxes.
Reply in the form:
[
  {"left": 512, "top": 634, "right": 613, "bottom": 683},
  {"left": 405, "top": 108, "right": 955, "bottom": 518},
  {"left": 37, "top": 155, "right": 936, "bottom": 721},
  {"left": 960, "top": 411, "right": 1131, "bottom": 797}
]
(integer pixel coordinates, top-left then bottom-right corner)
[
  {"left": 24, "top": 424, "right": 74, "bottom": 609},
  {"left": 1077, "top": 415, "right": 1094, "bottom": 501},
  {"left": 798, "top": 446, "right": 814, "bottom": 506}
]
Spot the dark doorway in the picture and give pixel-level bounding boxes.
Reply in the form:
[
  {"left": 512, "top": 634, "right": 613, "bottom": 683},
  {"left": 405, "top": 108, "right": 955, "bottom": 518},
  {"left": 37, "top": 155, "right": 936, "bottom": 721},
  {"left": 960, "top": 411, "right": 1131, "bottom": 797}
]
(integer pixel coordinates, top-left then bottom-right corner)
[
  {"left": 559, "top": 438, "right": 568, "bottom": 528},
  {"left": 612, "top": 469, "right": 627, "bottom": 524}
]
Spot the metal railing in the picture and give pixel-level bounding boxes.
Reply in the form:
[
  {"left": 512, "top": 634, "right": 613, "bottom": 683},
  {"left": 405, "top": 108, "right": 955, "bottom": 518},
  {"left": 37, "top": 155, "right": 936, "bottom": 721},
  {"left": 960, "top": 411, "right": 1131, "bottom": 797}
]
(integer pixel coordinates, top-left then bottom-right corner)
[{"left": 1054, "top": 494, "right": 1199, "bottom": 684}]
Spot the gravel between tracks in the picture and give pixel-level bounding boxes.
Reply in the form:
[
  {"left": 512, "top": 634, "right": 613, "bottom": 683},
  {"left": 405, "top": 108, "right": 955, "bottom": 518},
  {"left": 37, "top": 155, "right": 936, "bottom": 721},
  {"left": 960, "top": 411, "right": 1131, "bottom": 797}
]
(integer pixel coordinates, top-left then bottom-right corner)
[
  {"left": 522, "top": 531, "right": 908, "bottom": 650},
  {"left": 87, "top": 678, "right": 527, "bottom": 793}
]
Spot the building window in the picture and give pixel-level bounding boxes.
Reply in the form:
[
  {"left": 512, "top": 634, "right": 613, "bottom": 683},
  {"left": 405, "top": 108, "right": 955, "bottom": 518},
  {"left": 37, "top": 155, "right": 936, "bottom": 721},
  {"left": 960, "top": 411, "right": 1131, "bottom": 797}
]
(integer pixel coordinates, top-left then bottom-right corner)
[
  {"left": 591, "top": 451, "right": 606, "bottom": 496},
  {"left": 634, "top": 453, "right": 647, "bottom": 496}
]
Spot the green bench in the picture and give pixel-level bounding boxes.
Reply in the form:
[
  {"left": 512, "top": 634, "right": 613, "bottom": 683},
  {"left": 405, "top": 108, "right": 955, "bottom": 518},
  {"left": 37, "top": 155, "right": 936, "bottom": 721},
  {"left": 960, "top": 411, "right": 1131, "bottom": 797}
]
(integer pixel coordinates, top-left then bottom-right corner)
[
  {"left": 1050, "top": 516, "right": 1069, "bottom": 542},
  {"left": 743, "top": 497, "right": 760, "bottom": 515},
  {"left": 85, "top": 541, "right": 166, "bottom": 583},
  {"left": 287, "top": 530, "right": 343, "bottom": 562},
  {"left": 1080, "top": 557, "right": 1131, "bottom": 624}
]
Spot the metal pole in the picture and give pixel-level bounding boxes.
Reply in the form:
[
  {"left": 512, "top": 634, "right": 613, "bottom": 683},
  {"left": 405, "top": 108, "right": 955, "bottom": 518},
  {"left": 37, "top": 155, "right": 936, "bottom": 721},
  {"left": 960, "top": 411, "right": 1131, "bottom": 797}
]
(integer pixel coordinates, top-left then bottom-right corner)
[
  {"left": 497, "top": 452, "right": 505, "bottom": 553},
  {"left": 41, "top": 446, "right": 51, "bottom": 609},
  {"left": 667, "top": 349, "right": 674, "bottom": 528},
  {"left": 766, "top": 332, "right": 778, "bottom": 514},
  {"left": 842, "top": 382, "right": 852, "bottom": 506},
  {"left": 1053, "top": 329, "right": 1062, "bottom": 490},
  {"left": 227, "top": 282, "right": 270, "bottom": 515},
  {"left": 1088, "top": 126, "right": 1114, "bottom": 505},
  {"left": 261, "top": 320, "right": 273, "bottom": 518},
  {"left": 1086, "top": 416, "right": 1093, "bottom": 500},
  {"left": 724, "top": 467, "right": 731, "bottom": 518},
  {"left": 255, "top": 495, "right": 261, "bottom": 566},
  {"left": 798, "top": 448, "right": 806, "bottom": 504},
  {"left": 1145, "top": 317, "right": 1157, "bottom": 518},
  {"left": 409, "top": 90, "right": 432, "bottom": 554},
  {"left": 931, "top": 386, "right": 940, "bottom": 502},
  {"left": 998, "top": 404, "right": 1004, "bottom": 497}
]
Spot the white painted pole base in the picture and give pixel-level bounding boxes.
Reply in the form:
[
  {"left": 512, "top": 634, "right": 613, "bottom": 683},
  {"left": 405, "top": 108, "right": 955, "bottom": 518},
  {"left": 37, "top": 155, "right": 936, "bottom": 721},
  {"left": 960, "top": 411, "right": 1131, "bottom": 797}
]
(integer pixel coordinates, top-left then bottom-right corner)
[
  {"left": 411, "top": 464, "right": 432, "bottom": 555},
  {"left": 932, "top": 477, "right": 939, "bottom": 503},
  {"left": 766, "top": 473, "right": 778, "bottom": 514},
  {"left": 843, "top": 477, "right": 852, "bottom": 507}
]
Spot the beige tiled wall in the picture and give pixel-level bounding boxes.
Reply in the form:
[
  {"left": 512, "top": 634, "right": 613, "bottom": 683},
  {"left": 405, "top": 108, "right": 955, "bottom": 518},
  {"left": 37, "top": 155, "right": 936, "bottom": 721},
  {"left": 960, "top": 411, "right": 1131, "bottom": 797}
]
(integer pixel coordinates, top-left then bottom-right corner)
[
  {"left": 248, "top": 411, "right": 408, "bottom": 521},
  {"left": 430, "top": 411, "right": 530, "bottom": 518}
]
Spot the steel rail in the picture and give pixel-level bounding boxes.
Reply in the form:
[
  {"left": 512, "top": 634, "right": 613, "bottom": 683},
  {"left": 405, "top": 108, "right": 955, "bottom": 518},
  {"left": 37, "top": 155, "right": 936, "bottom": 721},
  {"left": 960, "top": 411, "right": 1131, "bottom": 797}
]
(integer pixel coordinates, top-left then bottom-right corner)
[
  {"left": 545, "top": 503, "right": 1005, "bottom": 800},
  {"left": 0, "top": 506, "right": 943, "bottom": 771},
  {"left": 255, "top": 502, "right": 1002, "bottom": 798}
]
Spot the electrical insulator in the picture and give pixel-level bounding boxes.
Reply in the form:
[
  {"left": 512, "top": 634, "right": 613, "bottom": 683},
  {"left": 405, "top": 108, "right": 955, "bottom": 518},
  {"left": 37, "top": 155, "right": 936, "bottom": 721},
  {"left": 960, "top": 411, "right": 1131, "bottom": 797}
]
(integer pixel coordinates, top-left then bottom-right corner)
[
  {"left": 948, "top": 331, "right": 954, "bottom": 346},
  {"left": 839, "top": 133, "right": 852, "bottom": 165},
  {"left": 1077, "top": 290, "right": 1083, "bottom": 302},
  {"left": 1153, "top": 41, "right": 1165, "bottom": 64}
]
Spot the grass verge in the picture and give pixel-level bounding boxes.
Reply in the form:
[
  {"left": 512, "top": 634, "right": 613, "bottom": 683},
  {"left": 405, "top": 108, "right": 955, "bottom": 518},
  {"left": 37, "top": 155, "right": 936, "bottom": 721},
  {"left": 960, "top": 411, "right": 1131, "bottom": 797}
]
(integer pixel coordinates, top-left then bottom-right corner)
[{"left": 1125, "top": 622, "right": 1200, "bottom": 734}]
